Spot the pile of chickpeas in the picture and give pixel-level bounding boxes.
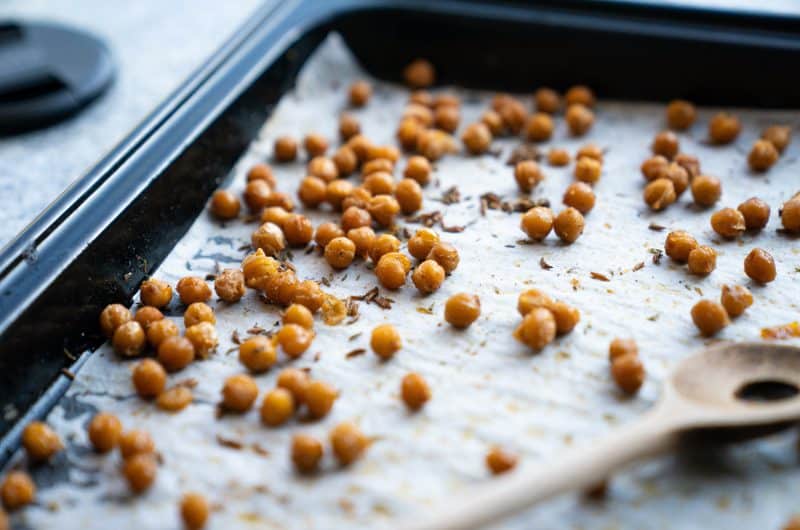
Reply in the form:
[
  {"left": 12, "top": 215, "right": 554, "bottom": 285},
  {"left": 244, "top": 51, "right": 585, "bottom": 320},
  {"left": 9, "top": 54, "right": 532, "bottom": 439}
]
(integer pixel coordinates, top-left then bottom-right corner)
[{"left": 513, "top": 289, "right": 580, "bottom": 351}]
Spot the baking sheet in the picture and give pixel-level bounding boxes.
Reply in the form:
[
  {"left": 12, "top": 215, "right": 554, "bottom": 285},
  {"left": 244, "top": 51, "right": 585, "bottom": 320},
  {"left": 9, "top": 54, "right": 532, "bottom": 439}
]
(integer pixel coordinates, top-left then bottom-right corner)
[{"left": 8, "top": 34, "right": 800, "bottom": 529}]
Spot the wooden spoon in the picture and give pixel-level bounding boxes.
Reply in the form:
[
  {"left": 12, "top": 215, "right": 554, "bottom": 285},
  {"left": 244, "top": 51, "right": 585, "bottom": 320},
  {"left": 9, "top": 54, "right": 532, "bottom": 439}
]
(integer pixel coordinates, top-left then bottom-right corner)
[{"left": 404, "top": 342, "right": 800, "bottom": 530}]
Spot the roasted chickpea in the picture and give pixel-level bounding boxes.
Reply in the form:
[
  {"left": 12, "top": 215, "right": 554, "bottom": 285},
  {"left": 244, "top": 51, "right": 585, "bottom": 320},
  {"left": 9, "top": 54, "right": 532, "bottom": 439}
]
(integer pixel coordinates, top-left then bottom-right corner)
[
  {"left": 330, "top": 422, "right": 368, "bottom": 466},
  {"left": 158, "top": 336, "right": 195, "bottom": 372},
  {"left": 666, "top": 99, "right": 696, "bottom": 130},
  {"left": 690, "top": 174, "right": 722, "bottom": 207},
  {"left": 0, "top": 507, "right": 7, "bottom": 529},
  {"left": 132, "top": 359, "right": 167, "bottom": 399},
  {"left": 367, "top": 195, "right": 401, "bottom": 227},
  {"left": 640, "top": 155, "right": 668, "bottom": 181},
  {"left": 396, "top": 117, "right": 422, "bottom": 150},
  {"left": 562, "top": 182, "right": 595, "bottom": 214},
  {"left": 720, "top": 284, "right": 753, "bottom": 317},
  {"left": 574, "top": 157, "right": 602, "bottom": 185},
  {"left": 209, "top": 190, "right": 240, "bottom": 220},
  {"left": 525, "top": 113, "right": 554, "bottom": 142},
  {"left": 409, "top": 90, "right": 434, "bottom": 107},
  {"left": 744, "top": 248, "right": 776, "bottom": 283},
  {"left": 547, "top": 148, "right": 570, "bottom": 167},
  {"left": 480, "top": 109, "right": 504, "bottom": 135},
  {"left": 691, "top": 299, "right": 730, "bottom": 336},
  {"left": 762, "top": 125, "right": 791, "bottom": 153},
  {"left": 123, "top": 453, "right": 157, "bottom": 493},
  {"left": 342, "top": 184, "right": 373, "bottom": 211},
  {"left": 241, "top": 248, "right": 280, "bottom": 289},
  {"left": 709, "top": 112, "right": 741, "bottom": 144},
  {"left": 347, "top": 226, "right": 376, "bottom": 258},
  {"left": 277, "top": 368, "right": 310, "bottom": 404},
  {"left": 260, "top": 388, "right": 295, "bottom": 427},
  {"left": 444, "top": 293, "right": 481, "bottom": 329},
  {"left": 496, "top": 97, "right": 528, "bottom": 134},
  {"left": 277, "top": 324, "right": 314, "bottom": 358},
  {"left": 305, "top": 380, "right": 338, "bottom": 419},
  {"left": 348, "top": 80, "right": 371, "bottom": 107},
  {"left": 520, "top": 206, "right": 554, "bottom": 241},
  {"left": 748, "top": 139, "right": 779, "bottom": 172},
  {"left": 323, "top": 236, "right": 356, "bottom": 270},
  {"left": 100, "top": 303, "right": 132, "bottom": 338},
  {"left": 281, "top": 304, "right": 313, "bottom": 331},
  {"left": 22, "top": 421, "right": 62, "bottom": 462},
  {"left": 408, "top": 228, "right": 439, "bottom": 260},
  {"left": 339, "top": 113, "right": 361, "bottom": 141},
  {"left": 260, "top": 205, "right": 289, "bottom": 226},
  {"left": 643, "top": 178, "right": 676, "bottom": 211},
  {"left": 88, "top": 412, "right": 122, "bottom": 453},
  {"left": 362, "top": 158, "right": 394, "bottom": 177},
  {"left": 737, "top": 197, "right": 770, "bottom": 231},
  {"left": 611, "top": 354, "right": 645, "bottom": 394},
  {"left": 325, "top": 180, "right": 353, "bottom": 211},
  {"left": 157, "top": 386, "right": 193, "bottom": 412},
  {"left": 370, "top": 324, "right": 401, "bottom": 360},
  {"left": 298, "top": 176, "right": 327, "bottom": 208},
  {"left": 304, "top": 133, "right": 328, "bottom": 157},
  {"left": 609, "top": 338, "right": 638, "bottom": 361},
  {"left": 663, "top": 162, "right": 689, "bottom": 196},
  {"left": 687, "top": 245, "right": 717, "bottom": 275},
  {"left": 274, "top": 136, "right": 298, "bottom": 162},
  {"left": 347, "top": 134, "right": 373, "bottom": 162},
  {"left": 416, "top": 129, "right": 457, "bottom": 161},
  {"left": 566, "top": 104, "right": 594, "bottom": 136},
  {"left": 214, "top": 268, "right": 245, "bottom": 303},
  {"left": 404, "top": 156, "right": 432, "bottom": 185},
  {"left": 462, "top": 122, "right": 492, "bottom": 154},
  {"left": 180, "top": 492, "right": 209, "bottom": 530},
  {"left": 395, "top": 178, "right": 424, "bottom": 214},
  {"left": 565, "top": 85, "right": 595, "bottom": 107},
  {"left": 239, "top": 336, "right": 277, "bottom": 373},
  {"left": 306, "top": 157, "right": 337, "bottom": 184},
  {"left": 243, "top": 179, "right": 272, "bottom": 212},
  {"left": 664, "top": 231, "right": 698, "bottom": 263},
  {"left": 291, "top": 434, "right": 323, "bottom": 473},
  {"left": 514, "top": 307, "right": 556, "bottom": 351},
  {"left": 514, "top": 160, "right": 544, "bottom": 193},
  {"left": 426, "top": 242, "right": 459, "bottom": 273},
  {"left": 1, "top": 471, "right": 35, "bottom": 510},
  {"left": 184, "top": 322, "right": 218, "bottom": 358},
  {"left": 313, "top": 223, "right": 343, "bottom": 249},
  {"left": 291, "top": 279, "right": 324, "bottom": 313},
  {"left": 517, "top": 289, "right": 554, "bottom": 316},
  {"left": 434, "top": 105, "right": 460, "bottom": 133},
  {"left": 282, "top": 214, "right": 314, "bottom": 247},
  {"left": 575, "top": 143, "right": 603, "bottom": 162},
  {"left": 340, "top": 206, "right": 371, "bottom": 232},
  {"left": 652, "top": 130, "right": 679, "bottom": 158},
  {"left": 366, "top": 144, "right": 401, "bottom": 163},
  {"left": 412, "top": 259, "right": 445, "bottom": 294},
  {"left": 401, "top": 373, "right": 431, "bottom": 411},
  {"left": 553, "top": 207, "right": 585, "bottom": 243},
  {"left": 549, "top": 301, "right": 580, "bottom": 334},
  {"left": 534, "top": 87, "right": 560, "bottom": 114},
  {"left": 675, "top": 153, "right": 701, "bottom": 179},
  {"left": 183, "top": 302, "right": 215, "bottom": 328},
  {"left": 119, "top": 430, "right": 155, "bottom": 459},
  {"left": 221, "top": 374, "right": 258, "bottom": 412},
  {"left": 781, "top": 196, "right": 800, "bottom": 232},
  {"left": 264, "top": 191, "right": 294, "bottom": 212},
  {"left": 486, "top": 447, "right": 518, "bottom": 475},
  {"left": 176, "top": 276, "right": 212, "bottom": 305},
  {"left": 113, "top": 321, "right": 146, "bottom": 357},
  {"left": 710, "top": 208, "right": 746, "bottom": 238},
  {"left": 375, "top": 254, "right": 408, "bottom": 290},
  {"left": 404, "top": 58, "right": 435, "bottom": 88}
]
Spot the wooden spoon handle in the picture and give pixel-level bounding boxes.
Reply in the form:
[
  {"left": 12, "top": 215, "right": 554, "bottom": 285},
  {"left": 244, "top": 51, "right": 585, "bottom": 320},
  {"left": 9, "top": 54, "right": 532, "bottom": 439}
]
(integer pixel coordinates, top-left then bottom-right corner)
[{"left": 403, "top": 411, "right": 680, "bottom": 530}]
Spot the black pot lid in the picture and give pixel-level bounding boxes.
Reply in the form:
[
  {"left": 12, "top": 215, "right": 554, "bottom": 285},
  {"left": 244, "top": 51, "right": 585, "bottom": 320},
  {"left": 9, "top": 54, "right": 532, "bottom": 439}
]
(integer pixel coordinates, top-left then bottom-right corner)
[{"left": 0, "top": 21, "right": 114, "bottom": 134}]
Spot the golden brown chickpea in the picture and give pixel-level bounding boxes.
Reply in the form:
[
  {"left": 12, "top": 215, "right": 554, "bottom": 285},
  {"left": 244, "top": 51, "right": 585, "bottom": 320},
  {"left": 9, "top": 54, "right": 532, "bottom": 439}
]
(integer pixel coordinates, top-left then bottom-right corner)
[
  {"left": 737, "top": 197, "right": 770, "bottom": 231},
  {"left": 260, "top": 388, "right": 295, "bottom": 427},
  {"left": 305, "top": 379, "right": 338, "bottom": 419},
  {"left": 366, "top": 144, "right": 401, "bottom": 163},
  {"left": 709, "top": 112, "right": 741, "bottom": 144},
  {"left": 261, "top": 206, "right": 290, "bottom": 226},
  {"left": 366, "top": 232, "right": 399, "bottom": 261},
  {"left": 281, "top": 304, "right": 313, "bottom": 331},
  {"left": 264, "top": 191, "right": 294, "bottom": 212},
  {"left": 710, "top": 207, "right": 746, "bottom": 238},
  {"left": 674, "top": 153, "right": 701, "bottom": 179},
  {"left": 611, "top": 354, "right": 645, "bottom": 394},
  {"left": 326, "top": 179, "right": 354, "bottom": 210},
  {"left": 375, "top": 254, "right": 408, "bottom": 290},
  {"left": 476, "top": 111, "right": 501, "bottom": 137},
  {"left": 247, "top": 163, "right": 276, "bottom": 187},
  {"left": 410, "top": 90, "right": 434, "bottom": 107},
  {"left": 687, "top": 245, "right": 717, "bottom": 275},
  {"left": 180, "top": 492, "right": 209, "bottom": 530},
  {"left": 0, "top": 508, "right": 7, "bottom": 530},
  {"left": 324, "top": 236, "right": 356, "bottom": 270},
  {"left": 566, "top": 104, "right": 594, "bottom": 136},
  {"left": 119, "top": 430, "right": 155, "bottom": 459},
  {"left": 461, "top": 122, "right": 492, "bottom": 154},
  {"left": 514, "top": 307, "right": 556, "bottom": 351},
  {"left": 651, "top": 130, "right": 679, "bottom": 158},
  {"left": 434, "top": 105, "right": 460, "bottom": 133},
  {"left": 22, "top": 421, "right": 62, "bottom": 462},
  {"left": 495, "top": 97, "right": 528, "bottom": 134},
  {"left": 643, "top": 178, "right": 676, "bottom": 211},
  {"left": 565, "top": 85, "right": 595, "bottom": 107},
  {"left": 396, "top": 118, "right": 422, "bottom": 150},
  {"left": 486, "top": 447, "right": 518, "bottom": 475},
  {"left": 238, "top": 336, "right": 277, "bottom": 373},
  {"left": 553, "top": 207, "right": 585, "bottom": 243},
  {"left": 404, "top": 58, "right": 435, "bottom": 88},
  {"left": 307, "top": 156, "right": 338, "bottom": 182},
  {"left": 412, "top": 259, "right": 445, "bottom": 294},
  {"left": 426, "top": 242, "right": 459, "bottom": 274},
  {"left": 291, "top": 433, "right": 323, "bottom": 473},
  {"left": 263, "top": 269, "right": 298, "bottom": 306},
  {"left": 395, "top": 178, "right": 424, "bottom": 214},
  {"left": 547, "top": 148, "right": 571, "bottom": 167},
  {"left": 691, "top": 299, "right": 730, "bottom": 336},
  {"left": 184, "top": 322, "right": 218, "bottom": 358},
  {"left": 575, "top": 143, "right": 603, "bottom": 162},
  {"left": 339, "top": 113, "right": 361, "bottom": 141},
  {"left": 562, "top": 182, "right": 596, "bottom": 214},
  {"left": 88, "top": 412, "right": 122, "bottom": 453},
  {"left": 404, "top": 103, "right": 434, "bottom": 127},
  {"left": 444, "top": 293, "right": 481, "bottom": 329},
  {"left": 1, "top": 471, "right": 35, "bottom": 510},
  {"left": 343, "top": 186, "right": 374, "bottom": 212},
  {"left": 525, "top": 113, "right": 554, "bottom": 142},
  {"left": 134, "top": 306, "right": 163, "bottom": 330},
  {"left": 664, "top": 231, "right": 698, "bottom": 263},
  {"left": 330, "top": 422, "right": 368, "bottom": 466},
  {"left": 549, "top": 301, "right": 580, "bottom": 335},
  {"left": 782, "top": 196, "right": 800, "bottom": 232},
  {"left": 663, "top": 162, "right": 689, "bottom": 196},
  {"left": 157, "top": 336, "right": 195, "bottom": 372},
  {"left": 221, "top": 374, "right": 258, "bottom": 412},
  {"left": 690, "top": 174, "right": 722, "bottom": 208},
  {"left": 517, "top": 289, "right": 554, "bottom": 316},
  {"left": 241, "top": 250, "right": 279, "bottom": 289},
  {"left": 341, "top": 206, "right": 372, "bottom": 232},
  {"left": 292, "top": 280, "right": 325, "bottom": 313},
  {"left": 401, "top": 373, "right": 431, "bottom": 411},
  {"left": 640, "top": 155, "right": 668, "bottom": 181},
  {"left": 347, "top": 134, "right": 373, "bottom": 162},
  {"left": 243, "top": 179, "right": 272, "bottom": 212},
  {"left": 100, "top": 303, "right": 132, "bottom": 338},
  {"left": 184, "top": 302, "right": 215, "bottom": 328},
  {"left": 514, "top": 160, "right": 544, "bottom": 193},
  {"left": 534, "top": 87, "right": 560, "bottom": 114},
  {"left": 140, "top": 278, "right": 173, "bottom": 310},
  {"left": 277, "top": 324, "right": 314, "bottom": 358},
  {"left": 314, "top": 222, "right": 344, "bottom": 249},
  {"left": 363, "top": 171, "right": 395, "bottom": 196},
  {"left": 762, "top": 125, "right": 791, "bottom": 153},
  {"left": 298, "top": 176, "right": 327, "bottom": 208},
  {"left": 349, "top": 80, "right": 372, "bottom": 107},
  {"left": 720, "top": 284, "right": 753, "bottom": 317},
  {"left": 277, "top": 368, "right": 310, "bottom": 404},
  {"left": 609, "top": 338, "right": 638, "bottom": 361},
  {"left": 407, "top": 228, "right": 439, "bottom": 260},
  {"left": 748, "top": 139, "right": 779, "bottom": 172},
  {"left": 304, "top": 133, "right": 328, "bottom": 157},
  {"left": 666, "top": 99, "right": 696, "bottom": 130},
  {"left": 574, "top": 157, "right": 602, "bottom": 185},
  {"left": 282, "top": 214, "right": 314, "bottom": 247},
  {"left": 274, "top": 136, "right": 298, "bottom": 162},
  {"left": 368, "top": 324, "right": 400, "bottom": 360},
  {"left": 209, "top": 190, "right": 241, "bottom": 220},
  {"left": 156, "top": 385, "right": 194, "bottom": 412},
  {"left": 176, "top": 276, "right": 212, "bottom": 305},
  {"left": 362, "top": 158, "right": 394, "bottom": 177},
  {"left": 367, "top": 195, "right": 401, "bottom": 227},
  {"left": 132, "top": 359, "right": 167, "bottom": 399},
  {"left": 347, "top": 226, "right": 376, "bottom": 258},
  {"left": 434, "top": 93, "right": 460, "bottom": 109},
  {"left": 123, "top": 453, "right": 157, "bottom": 493},
  {"left": 214, "top": 268, "right": 245, "bottom": 303},
  {"left": 113, "top": 321, "right": 146, "bottom": 357},
  {"left": 744, "top": 248, "right": 776, "bottom": 283},
  {"left": 520, "top": 206, "right": 554, "bottom": 241},
  {"left": 416, "top": 129, "right": 457, "bottom": 161}
]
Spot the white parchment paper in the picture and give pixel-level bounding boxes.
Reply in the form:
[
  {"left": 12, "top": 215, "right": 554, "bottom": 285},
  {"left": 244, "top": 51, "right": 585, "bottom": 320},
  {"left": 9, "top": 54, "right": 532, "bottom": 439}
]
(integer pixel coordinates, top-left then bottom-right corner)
[{"left": 9, "top": 34, "right": 800, "bottom": 530}]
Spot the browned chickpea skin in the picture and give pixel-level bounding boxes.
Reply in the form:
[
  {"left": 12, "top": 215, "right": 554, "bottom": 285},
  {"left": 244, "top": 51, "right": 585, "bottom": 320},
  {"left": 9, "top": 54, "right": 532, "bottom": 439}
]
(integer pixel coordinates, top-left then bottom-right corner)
[
  {"left": 339, "top": 113, "right": 361, "bottom": 141},
  {"left": 339, "top": 184, "right": 370, "bottom": 210},
  {"left": 157, "top": 336, "right": 195, "bottom": 372},
  {"left": 347, "top": 226, "right": 376, "bottom": 258},
  {"left": 404, "top": 58, "right": 435, "bottom": 88},
  {"left": 100, "top": 303, "right": 132, "bottom": 338},
  {"left": 324, "top": 237, "right": 356, "bottom": 269},
  {"left": 113, "top": 321, "right": 146, "bottom": 357},
  {"left": 367, "top": 195, "right": 401, "bottom": 227},
  {"left": 180, "top": 492, "right": 209, "bottom": 530},
  {"left": 652, "top": 130, "right": 679, "bottom": 159},
  {"left": 691, "top": 299, "right": 730, "bottom": 336},
  {"left": 88, "top": 412, "right": 123, "bottom": 453},
  {"left": 330, "top": 422, "right": 369, "bottom": 466},
  {"left": 462, "top": 122, "right": 492, "bottom": 154},
  {"left": 517, "top": 289, "right": 554, "bottom": 316},
  {"left": 341, "top": 206, "right": 372, "bottom": 232},
  {"left": 22, "top": 421, "right": 62, "bottom": 462},
  {"left": 534, "top": 87, "right": 560, "bottom": 114},
  {"left": 277, "top": 368, "right": 310, "bottom": 404},
  {"left": 292, "top": 434, "right": 323, "bottom": 473},
  {"left": 444, "top": 293, "right": 481, "bottom": 329},
  {"left": 305, "top": 379, "right": 338, "bottom": 419},
  {"left": 263, "top": 270, "right": 299, "bottom": 306},
  {"left": 514, "top": 307, "right": 556, "bottom": 351},
  {"left": 274, "top": 136, "right": 298, "bottom": 162},
  {"left": 782, "top": 196, "right": 800, "bottom": 232},
  {"left": 434, "top": 105, "right": 460, "bottom": 133},
  {"left": 307, "top": 156, "right": 338, "bottom": 182},
  {"left": 298, "top": 176, "right": 327, "bottom": 208},
  {"left": 737, "top": 197, "right": 770, "bottom": 231},
  {"left": 549, "top": 301, "right": 580, "bottom": 335},
  {"left": 708, "top": 112, "right": 741, "bottom": 144},
  {"left": 304, "top": 133, "right": 328, "bottom": 157},
  {"left": 547, "top": 148, "right": 571, "bottom": 167},
  {"left": 412, "top": 259, "right": 445, "bottom": 294},
  {"left": 132, "top": 359, "right": 167, "bottom": 399},
  {"left": 348, "top": 80, "right": 371, "bottom": 107},
  {"left": 687, "top": 245, "right": 717, "bottom": 276},
  {"left": 375, "top": 254, "right": 409, "bottom": 290},
  {"left": 720, "top": 284, "right": 753, "bottom": 317},
  {"left": 395, "top": 178, "right": 424, "bottom": 214},
  {"left": 123, "top": 453, "right": 157, "bottom": 493},
  {"left": 241, "top": 248, "right": 280, "bottom": 289},
  {"left": 562, "top": 182, "right": 595, "bottom": 214},
  {"left": 214, "top": 268, "right": 245, "bottom": 303},
  {"left": 663, "top": 162, "right": 689, "bottom": 196},
  {"left": 565, "top": 85, "right": 595, "bottom": 107},
  {"left": 327, "top": 180, "right": 354, "bottom": 211},
  {"left": 666, "top": 99, "right": 696, "bottom": 130},
  {"left": 486, "top": 447, "right": 518, "bottom": 475},
  {"left": 239, "top": 335, "right": 277, "bottom": 373},
  {"left": 260, "top": 388, "right": 295, "bottom": 427},
  {"left": 514, "top": 160, "right": 544, "bottom": 193},
  {"left": 674, "top": 153, "right": 701, "bottom": 179},
  {"left": 574, "top": 156, "right": 602, "bottom": 185},
  {"left": 243, "top": 179, "right": 272, "bottom": 212},
  {"left": 407, "top": 228, "right": 439, "bottom": 260},
  {"left": 643, "top": 178, "right": 676, "bottom": 211},
  {"left": 184, "top": 322, "right": 218, "bottom": 358},
  {"left": 690, "top": 174, "right": 722, "bottom": 207},
  {"left": 292, "top": 280, "right": 325, "bottom": 313},
  {"left": 314, "top": 222, "right": 344, "bottom": 248},
  {"left": 525, "top": 113, "right": 554, "bottom": 142},
  {"left": 553, "top": 207, "right": 585, "bottom": 243},
  {"left": 119, "top": 430, "right": 155, "bottom": 459},
  {"left": 611, "top": 354, "right": 645, "bottom": 394},
  {"left": 209, "top": 190, "right": 240, "bottom": 220},
  {"left": 744, "top": 248, "right": 776, "bottom": 283},
  {"left": 426, "top": 241, "right": 459, "bottom": 274},
  {"left": 565, "top": 104, "right": 594, "bottom": 136},
  {"left": 748, "top": 139, "right": 779, "bottom": 172},
  {"left": 710, "top": 207, "right": 746, "bottom": 238},
  {"left": 221, "top": 374, "right": 259, "bottom": 412},
  {"left": 282, "top": 214, "right": 314, "bottom": 247},
  {"left": 140, "top": 278, "right": 173, "bottom": 309},
  {"left": 177, "top": 276, "right": 212, "bottom": 305},
  {"left": 371, "top": 323, "right": 402, "bottom": 359},
  {"left": 520, "top": 206, "right": 554, "bottom": 241},
  {"left": 1, "top": 471, "right": 36, "bottom": 510},
  {"left": 762, "top": 125, "right": 791, "bottom": 153},
  {"left": 664, "top": 231, "right": 698, "bottom": 263},
  {"left": 401, "top": 373, "right": 431, "bottom": 411},
  {"left": 609, "top": 338, "right": 638, "bottom": 361}
]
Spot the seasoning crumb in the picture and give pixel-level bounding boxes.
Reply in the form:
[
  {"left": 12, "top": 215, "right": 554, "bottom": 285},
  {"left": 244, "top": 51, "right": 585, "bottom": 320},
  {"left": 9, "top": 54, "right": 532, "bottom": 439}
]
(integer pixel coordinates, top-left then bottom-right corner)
[
  {"left": 216, "top": 435, "right": 244, "bottom": 450},
  {"left": 648, "top": 223, "right": 666, "bottom": 231},
  {"left": 649, "top": 248, "right": 663, "bottom": 265},
  {"left": 539, "top": 257, "right": 553, "bottom": 270},
  {"left": 590, "top": 272, "right": 610, "bottom": 282},
  {"left": 345, "top": 348, "right": 367, "bottom": 359},
  {"left": 632, "top": 262, "right": 645, "bottom": 272}
]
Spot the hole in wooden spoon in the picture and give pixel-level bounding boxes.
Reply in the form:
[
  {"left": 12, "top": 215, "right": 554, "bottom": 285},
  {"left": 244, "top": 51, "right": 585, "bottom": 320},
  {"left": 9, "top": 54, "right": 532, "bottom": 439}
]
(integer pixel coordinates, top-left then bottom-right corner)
[{"left": 736, "top": 380, "right": 799, "bottom": 402}]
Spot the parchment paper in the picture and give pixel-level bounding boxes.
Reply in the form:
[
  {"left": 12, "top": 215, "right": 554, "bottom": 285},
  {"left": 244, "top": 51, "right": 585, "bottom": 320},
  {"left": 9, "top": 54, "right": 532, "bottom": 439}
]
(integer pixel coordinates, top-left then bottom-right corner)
[{"left": 8, "top": 34, "right": 800, "bottom": 530}]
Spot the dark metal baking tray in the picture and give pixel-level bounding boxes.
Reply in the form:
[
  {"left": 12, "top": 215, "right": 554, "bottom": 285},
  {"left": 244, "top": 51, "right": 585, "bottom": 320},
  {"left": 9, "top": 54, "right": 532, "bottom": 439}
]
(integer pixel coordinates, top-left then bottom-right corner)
[{"left": 2, "top": 0, "right": 800, "bottom": 465}]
